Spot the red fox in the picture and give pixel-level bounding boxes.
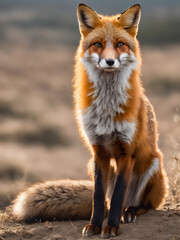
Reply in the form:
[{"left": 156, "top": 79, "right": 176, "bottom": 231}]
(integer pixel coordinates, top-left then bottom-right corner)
[{"left": 12, "top": 3, "right": 167, "bottom": 238}]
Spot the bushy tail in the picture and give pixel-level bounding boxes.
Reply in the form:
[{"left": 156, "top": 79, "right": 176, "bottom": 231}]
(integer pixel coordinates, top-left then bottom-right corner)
[{"left": 12, "top": 180, "right": 93, "bottom": 222}]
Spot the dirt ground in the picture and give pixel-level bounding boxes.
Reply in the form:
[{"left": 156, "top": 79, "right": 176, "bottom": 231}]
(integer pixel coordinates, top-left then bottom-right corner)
[{"left": 0, "top": 205, "right": 180, "bottom": 240}]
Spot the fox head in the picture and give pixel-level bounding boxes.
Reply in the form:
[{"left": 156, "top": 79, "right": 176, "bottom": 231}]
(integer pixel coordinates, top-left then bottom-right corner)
[{"left": 77, "top": 4, "right": 141, "bottom": 73}]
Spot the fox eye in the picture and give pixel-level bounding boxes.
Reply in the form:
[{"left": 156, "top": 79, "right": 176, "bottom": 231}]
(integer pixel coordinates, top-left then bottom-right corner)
[
  {"left": 116, "top": 42, "right": 125, "bottom": 48},
  {"left": 93, "top": 42, "right": 102, "bottom": 48}
]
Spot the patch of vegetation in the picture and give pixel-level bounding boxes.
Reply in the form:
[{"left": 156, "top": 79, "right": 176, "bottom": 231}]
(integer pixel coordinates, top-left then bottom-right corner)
[
  {"left": 0, "top": 102, "right": 34, "bottom": 119},
  {"left": 0, "top": 162, "right": 40, "bottom": 209},
  {"left": 0, "top": 163, "right": 39, "bottom": 183},
  {"left": 0, "top": 162, "right": 39, "bottom": 182},
  {"left": 145, "top": 78, "right": 180, "bottom": 95},
  {"left": 0, "top": 163, "right": 24, "bottom": 181},
  {"left": 0, "top": 193, "right": 14, "bottom": 210},
  {"left": 0, "top": 126, "right": 69, "bottom": 147},
  {"left": 16, "top": 127, "right": 69, "bottom": 147}
]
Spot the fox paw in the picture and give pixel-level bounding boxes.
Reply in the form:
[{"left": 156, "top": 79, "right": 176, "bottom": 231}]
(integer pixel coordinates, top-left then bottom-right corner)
[
  {"left": 121, "top": 206, "right": 137, "bottom": 224},
  {"left": 82, "top": 224, "right": 101, "bottom": 237},
  {"left": 101, "top": 225, "right": 120, "bottom": 239}
]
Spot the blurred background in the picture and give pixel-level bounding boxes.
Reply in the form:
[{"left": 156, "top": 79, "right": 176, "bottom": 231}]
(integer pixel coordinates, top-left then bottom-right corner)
[{"left": 0, "top": 0, "right": 179, "bottom": 209}]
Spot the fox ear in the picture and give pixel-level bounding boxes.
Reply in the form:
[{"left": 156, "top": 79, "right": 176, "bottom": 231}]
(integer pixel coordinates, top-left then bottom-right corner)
[
  {"left": 118, "top": 4, "right": 141, "bottom": 37},
  {"left": 77, "top": 3, "right": 102, "bottom": 36}
]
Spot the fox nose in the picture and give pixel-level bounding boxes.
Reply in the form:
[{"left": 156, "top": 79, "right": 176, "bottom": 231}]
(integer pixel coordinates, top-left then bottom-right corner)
[{"left": 106, "top": 59, "right": 115, "bottom": 66}]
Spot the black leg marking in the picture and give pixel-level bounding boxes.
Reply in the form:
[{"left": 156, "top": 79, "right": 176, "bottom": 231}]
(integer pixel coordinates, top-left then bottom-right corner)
[
  {"left": 108, "top": 173, "right": 127, "bottom": 227},
  {"left": 91, "top": 164, "right": 104, "bottom": 229}
]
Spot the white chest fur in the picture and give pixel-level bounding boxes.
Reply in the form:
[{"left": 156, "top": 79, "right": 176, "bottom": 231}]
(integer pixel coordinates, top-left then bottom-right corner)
[{"left": 78, "top": 52, "right": 137, "bottom": 145}]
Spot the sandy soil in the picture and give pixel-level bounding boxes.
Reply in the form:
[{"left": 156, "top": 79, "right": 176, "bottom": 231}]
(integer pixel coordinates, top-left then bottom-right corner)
[{"left": 0, "top": 205, "right": 180, "bottom": 240}]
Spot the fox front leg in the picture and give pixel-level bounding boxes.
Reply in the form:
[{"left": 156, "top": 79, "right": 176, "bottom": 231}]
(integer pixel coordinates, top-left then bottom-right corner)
[
  {"left": 101, "top": 144, "right": 134, "bottom": 238},
  {"left": 82, "top": 145, "right": 110, "bottom": 237}
]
